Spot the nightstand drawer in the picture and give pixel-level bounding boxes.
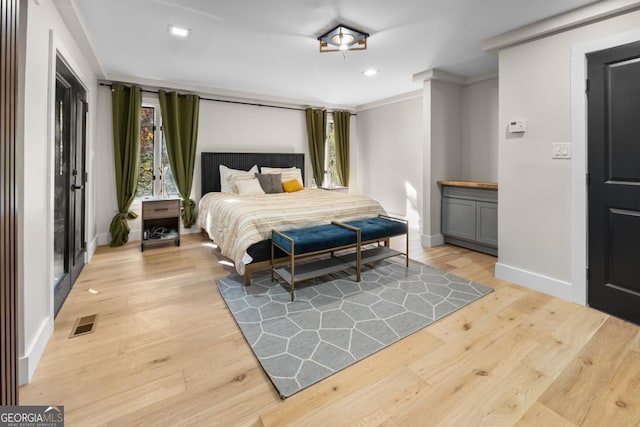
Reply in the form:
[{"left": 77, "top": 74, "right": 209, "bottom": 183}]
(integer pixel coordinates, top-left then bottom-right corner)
[{"left": 142, "top": 199, "right": 180, "bottom": 219}]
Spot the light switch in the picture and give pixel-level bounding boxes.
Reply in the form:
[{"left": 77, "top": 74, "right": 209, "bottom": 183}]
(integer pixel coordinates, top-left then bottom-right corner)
[{"left": 552, "top": 143, "right": 571, "bottom": 159}]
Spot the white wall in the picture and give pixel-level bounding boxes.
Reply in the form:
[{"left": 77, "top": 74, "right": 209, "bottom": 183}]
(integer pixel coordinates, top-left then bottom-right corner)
[
  {"left": 461, "top": 78, "right": 499, "bottom": 182},
  {"left": 194, "top": 101, "right": 308, "bottom": 197},
  {"left": 354, "top": 78, "right": 498, "bottom": 238},
  {"left": 19, "top": 0, "right": 98, "bottom": 384},
  {"left": 424, "top": 79, "right": 464, "bottom": 243},
  {"left": 356, "top": 95, "right": 423, "bottom": 228},
  {"left": 496, "top": 9, "right": 640, "bottom": 302},
  {"left": 94, "top": 89, "right": 314, "bottom": 245},
  {"left": 94, "top": 86, "right": 117, "bottom": 244}
]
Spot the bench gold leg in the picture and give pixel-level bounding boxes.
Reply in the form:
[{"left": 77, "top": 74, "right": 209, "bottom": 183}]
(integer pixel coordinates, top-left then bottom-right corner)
[
  {"left": 405, "top": 233, "right": 409, "bottom": 267},
  {"left": 290, "top": 252, "right": 295, "bottom": 301}
]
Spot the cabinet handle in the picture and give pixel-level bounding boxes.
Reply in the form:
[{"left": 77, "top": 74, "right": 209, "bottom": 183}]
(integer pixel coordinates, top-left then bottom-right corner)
[{"left": 154, "top": 207, "right": 169, "bottom": 212}]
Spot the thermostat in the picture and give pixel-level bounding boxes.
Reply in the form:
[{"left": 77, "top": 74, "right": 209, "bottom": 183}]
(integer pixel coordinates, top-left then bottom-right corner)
[{"left": 508, "top": 120, "right": 527, "bottom": 133}]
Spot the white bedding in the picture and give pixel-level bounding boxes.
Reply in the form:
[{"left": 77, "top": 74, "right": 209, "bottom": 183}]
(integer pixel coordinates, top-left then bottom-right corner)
[{"left": 197, "top": 188, "right": 386, "bottom": 274}]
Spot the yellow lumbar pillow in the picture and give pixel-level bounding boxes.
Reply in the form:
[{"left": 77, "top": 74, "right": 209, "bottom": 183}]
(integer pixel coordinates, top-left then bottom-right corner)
[{"left": 282, "top": 178, "right": 303, "bottom": 192}]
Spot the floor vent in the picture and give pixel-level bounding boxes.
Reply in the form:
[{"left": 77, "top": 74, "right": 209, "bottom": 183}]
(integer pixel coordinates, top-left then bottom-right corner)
[{"left": 69, "top": 314, "right": 98, "bottom": 338}]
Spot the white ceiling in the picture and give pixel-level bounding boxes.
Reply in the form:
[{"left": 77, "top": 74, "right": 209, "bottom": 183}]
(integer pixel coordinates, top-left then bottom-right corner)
[{"left": 73, "top": 0, "right": 598, "bottom": 107}]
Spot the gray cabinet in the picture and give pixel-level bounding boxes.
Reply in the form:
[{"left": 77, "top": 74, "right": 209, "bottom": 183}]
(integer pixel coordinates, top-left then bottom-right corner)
[
  {"left": 441, "top": 185, "right": 497, "bottom": 256},
  {"left": 442, "top": 198, "right": 476, "bottom": 241}
]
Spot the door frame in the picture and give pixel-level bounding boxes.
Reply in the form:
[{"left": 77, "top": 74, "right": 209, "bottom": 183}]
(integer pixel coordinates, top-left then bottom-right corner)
[{"left": 570, "top": 28, "right": 640, "bottom": 306}]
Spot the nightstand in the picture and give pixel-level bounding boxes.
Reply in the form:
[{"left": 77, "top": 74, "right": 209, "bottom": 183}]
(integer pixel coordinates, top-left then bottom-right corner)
[{"left": 141, "top": 198, "right": 181, "bottom": 251}]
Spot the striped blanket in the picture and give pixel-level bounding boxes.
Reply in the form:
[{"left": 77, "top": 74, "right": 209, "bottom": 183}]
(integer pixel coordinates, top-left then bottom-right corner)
[{"left": 198, "top": 188, "right": 386, "bottom": 274}]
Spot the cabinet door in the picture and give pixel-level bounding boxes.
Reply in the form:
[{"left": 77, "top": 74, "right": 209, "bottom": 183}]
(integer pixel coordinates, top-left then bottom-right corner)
[
  {"left": 442, "top": 198, "right": 476, "bottom": 241},
  {"left": 476, "top": 201, "right": 498, "bottom": 247}
]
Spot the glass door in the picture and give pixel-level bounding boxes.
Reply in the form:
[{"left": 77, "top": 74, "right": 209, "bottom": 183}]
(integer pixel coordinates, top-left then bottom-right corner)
[
  {"left": 53, "top": 55, "right": 87, "bottom": 316},
  {"left": 53, "top": 77, "right": 71, "bottom": 311},
  {"left": 70, "top": 95, "right": 87, "bottom": 284}
]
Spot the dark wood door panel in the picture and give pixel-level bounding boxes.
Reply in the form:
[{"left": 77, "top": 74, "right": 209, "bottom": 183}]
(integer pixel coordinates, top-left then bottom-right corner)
[
  {"left": 588, "top": 40, "right": 640, "bottom": 325},
  {"left": 608, "top": 209, "right": 640, "bottom": 295},
  {"left": 608, "top": 58, "right": 640, "bottom": 182}
]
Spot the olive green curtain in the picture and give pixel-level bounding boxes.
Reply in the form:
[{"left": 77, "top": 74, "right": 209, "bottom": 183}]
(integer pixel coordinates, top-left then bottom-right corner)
[
  {"left": 333, "top": 110, "right": 351, "bottom": 187},
  {"left": 158, "top": 90, "right": 200, "bottom": 228},
  {"left": 305, "top": 108, "right": 327, "bottom": 186},
  {"left": 109, "top": 84, "right": 142, "bottom": 246}
]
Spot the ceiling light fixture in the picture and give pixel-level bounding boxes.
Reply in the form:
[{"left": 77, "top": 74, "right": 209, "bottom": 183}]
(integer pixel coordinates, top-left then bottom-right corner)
[
  {"left": 168, "top": 25, "right": 190, "bottom": 38},
  {"left": 318, "top": 24, "right": 368, "bottom": 57},
  {"left": 363, "top": 69, "right": 378, "bottom": 77}
]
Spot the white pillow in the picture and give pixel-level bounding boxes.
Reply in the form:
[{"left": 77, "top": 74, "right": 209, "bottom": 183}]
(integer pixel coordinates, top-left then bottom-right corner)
[
  {"left": 261, "top": 166, "right": 303, "bottom": 187},
  {"left": 235, "top": 178, "right": 266, "bottom": 196},
  {"left": 219, "top": 164, "right": 258, "bottom": 193},
  {"left": 226, "top": 171, "right": 258, "bottom": 193}
]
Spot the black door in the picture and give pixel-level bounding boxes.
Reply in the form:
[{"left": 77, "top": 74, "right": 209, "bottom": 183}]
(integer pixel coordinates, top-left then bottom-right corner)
[
  {"left": 70, "top": 94, "right": 87, "bottom": 284},
  {"left": 587, "top": 41, "right": 640, "bottom": 325},
  {"left": 53, "top": 56, "right": 87, "bottom": 316}
]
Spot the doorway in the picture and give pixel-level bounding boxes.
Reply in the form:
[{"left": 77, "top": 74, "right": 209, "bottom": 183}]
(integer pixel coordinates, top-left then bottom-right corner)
[
  {"left": 587, "top": 40, "right": 640, "bottom": 325},
  {"left": 53, "top": 55, "right": 87, "bottom": 316}
]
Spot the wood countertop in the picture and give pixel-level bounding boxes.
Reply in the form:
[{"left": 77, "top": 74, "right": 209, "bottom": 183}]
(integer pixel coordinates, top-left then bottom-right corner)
[{"left": 437, "top": 180, "right": 498, "bottom": 190}]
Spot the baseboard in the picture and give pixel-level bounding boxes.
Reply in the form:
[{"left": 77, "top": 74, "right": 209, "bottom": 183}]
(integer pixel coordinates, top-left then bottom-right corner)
[
  {"left": 421, "top": 233, "right": 444, "bottom": 247},
  {"left": 97, "top": 232, "right": 110, "bottom": 247},
  {"left": 495, "top": 262, "right": 573, "bottom": 301},
  {"left": 181, "top": 226, "right": 201, "bottom": 236},
  {"left": 19, "top": 316, "right": 53, "bottom": 385},
  {"left": 443, "top": 236, "right": 497, "bottom": 256},
  {"left": 86, "top": 235, "right": 99, "bottom": 262}
]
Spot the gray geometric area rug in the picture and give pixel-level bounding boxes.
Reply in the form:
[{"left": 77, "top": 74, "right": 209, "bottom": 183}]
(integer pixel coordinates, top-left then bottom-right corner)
[{"left": 216, "top": 259, "right": 493, "bottom": 398}]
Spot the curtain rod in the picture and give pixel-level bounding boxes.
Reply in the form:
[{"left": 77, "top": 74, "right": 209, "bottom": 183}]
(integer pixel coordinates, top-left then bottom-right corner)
[{"left": 98, "top": 82, "right": 356, "bottom": 115}]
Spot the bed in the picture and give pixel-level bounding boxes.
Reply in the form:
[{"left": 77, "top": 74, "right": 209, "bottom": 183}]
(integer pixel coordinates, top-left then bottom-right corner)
[{"left": 198, "top": 152, "right": 386, "bottom": 283}]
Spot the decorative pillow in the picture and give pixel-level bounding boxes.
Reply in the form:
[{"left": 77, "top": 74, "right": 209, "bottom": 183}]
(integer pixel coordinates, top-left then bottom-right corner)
[
  {"left": 227, "top": 171, "right": 260, "bottom": 193},
  {"left": 282, "top": 178, "right": 303, "bottom": 193},
  {"left": 219, "top": 164, "right": 258, "bottom": 193},
  {"left": 235, "top": 178, "right": 266, "bottom": 196},
  {"left": 261, "top": 166, "right": 303, "bottom": 186},
  {"left": 254, "top": 173, "right": 283, "bottom": 194}
]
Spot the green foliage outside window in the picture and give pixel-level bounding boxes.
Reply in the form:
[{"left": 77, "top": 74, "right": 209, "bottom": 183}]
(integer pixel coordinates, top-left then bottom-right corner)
[
  {"left": 325, "top": 121, "right": 340, "bottom": 187},
  {"left": 136, "top": 106, "right": 179, "bottom": 198},
  {"left": 160, "top": 138, "right": 179, "bottom": 197},
  {"left": 136, "top": 107, "right": 154, "bottom": 198}
]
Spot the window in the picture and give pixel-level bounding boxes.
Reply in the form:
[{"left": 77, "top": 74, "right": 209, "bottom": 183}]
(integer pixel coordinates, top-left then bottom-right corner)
[
  {"left": 323, "top": 117, "right": 340, "bottom": 187},
  {"left": 136, "top": 104, "right": 179, "bottom": 199}
]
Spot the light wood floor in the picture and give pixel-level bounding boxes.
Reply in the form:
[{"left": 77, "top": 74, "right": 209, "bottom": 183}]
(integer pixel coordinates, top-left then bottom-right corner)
[{"left": 20, "top": 233, "right": 640, "bottom": 426}]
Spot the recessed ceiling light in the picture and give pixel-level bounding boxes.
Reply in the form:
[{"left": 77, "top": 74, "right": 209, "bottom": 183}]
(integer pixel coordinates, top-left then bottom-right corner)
[
  {"left": 168, "top": 25, "right": 190, "bottom": 38},
  {"left": 363, "top": 69, "right": 378, "bottom": 77}
]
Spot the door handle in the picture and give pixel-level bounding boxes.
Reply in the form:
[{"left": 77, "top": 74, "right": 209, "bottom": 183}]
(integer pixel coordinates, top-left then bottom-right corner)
[{"left": 71, "top": 185, "right": 84, "bottom": 191}]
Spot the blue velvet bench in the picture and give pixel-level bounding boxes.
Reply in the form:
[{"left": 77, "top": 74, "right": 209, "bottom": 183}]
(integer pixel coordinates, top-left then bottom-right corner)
[{"left": 271, "top": 215, "right": 408, "bottom": 301}]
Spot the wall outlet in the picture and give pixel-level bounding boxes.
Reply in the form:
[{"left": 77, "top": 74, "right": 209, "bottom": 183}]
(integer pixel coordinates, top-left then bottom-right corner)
[{"left": 552, "top": 143, "right": 571, "bottom": 159}]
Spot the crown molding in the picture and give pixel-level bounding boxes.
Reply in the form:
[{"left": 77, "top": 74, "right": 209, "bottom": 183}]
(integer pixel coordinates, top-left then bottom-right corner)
[
  {"left": 483, "top": 0, "right": 640, "bottom": 52},
  {"left": 464, "top": 72, "right": 498, "bottom": 85},
  {"left": 412, "top": 69, "right": 466, "bottom": 84},
  {"left": 412, "top": 69, "right": 498, "bottom": 86},
  {"left": 53, "top": 0, "right": 106, "bottom": 78},
  {"left": 102, "top": 74, "right": 357, "bottom": 112},
  {"left": 356, "top": 89, "right": 423, "bottom": 112}
]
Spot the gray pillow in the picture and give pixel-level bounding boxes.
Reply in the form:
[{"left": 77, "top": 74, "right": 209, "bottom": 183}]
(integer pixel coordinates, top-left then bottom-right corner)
[{"left": 255, "top": 173, "right": 283, "bottom": 194}]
